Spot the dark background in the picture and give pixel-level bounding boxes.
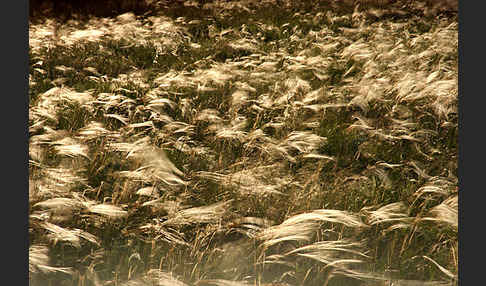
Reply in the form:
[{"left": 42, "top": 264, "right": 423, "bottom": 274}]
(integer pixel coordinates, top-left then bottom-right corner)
[{"left": 29, "top": 0, "right": 459, "bottom": 22}]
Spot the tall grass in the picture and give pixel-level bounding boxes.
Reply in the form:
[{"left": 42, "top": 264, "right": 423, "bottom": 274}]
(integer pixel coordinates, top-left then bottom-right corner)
[{"left": 29, "top": 1, "right": 457, "bottom": 285}]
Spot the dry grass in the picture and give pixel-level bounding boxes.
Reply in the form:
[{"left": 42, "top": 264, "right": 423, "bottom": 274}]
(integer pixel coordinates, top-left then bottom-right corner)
[{"left": 29, "top": 1, "right": 457, "bottom": 285}]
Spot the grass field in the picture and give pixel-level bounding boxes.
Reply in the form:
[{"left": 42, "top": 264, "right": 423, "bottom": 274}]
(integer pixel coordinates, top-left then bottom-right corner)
[{"left": 29, "top": 1, "right": 458, "bottom": 285}]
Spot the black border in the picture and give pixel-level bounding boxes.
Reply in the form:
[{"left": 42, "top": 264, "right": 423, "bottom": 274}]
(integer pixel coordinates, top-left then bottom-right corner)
[
  {"left": 5, "top": 0, "right": 29, "bottom": 284},
  {"left": 458, "top": 0, "right": 479, "bottom": 285}
]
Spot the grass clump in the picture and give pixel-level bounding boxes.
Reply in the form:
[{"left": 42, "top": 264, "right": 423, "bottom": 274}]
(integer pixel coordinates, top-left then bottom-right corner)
[{"left": 29, "top": 1, "right": 458, "bottom": 285}]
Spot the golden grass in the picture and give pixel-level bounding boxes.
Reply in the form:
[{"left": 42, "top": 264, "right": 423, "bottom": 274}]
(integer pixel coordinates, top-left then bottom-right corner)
[{"left": 29, "top": 1, "right": 458, "bottom": 285}]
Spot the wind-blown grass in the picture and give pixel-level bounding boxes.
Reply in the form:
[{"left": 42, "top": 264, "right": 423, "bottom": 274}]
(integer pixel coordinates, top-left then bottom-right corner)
[{"left": 29, "top": 1, "right": 458, "bottom": 285}]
